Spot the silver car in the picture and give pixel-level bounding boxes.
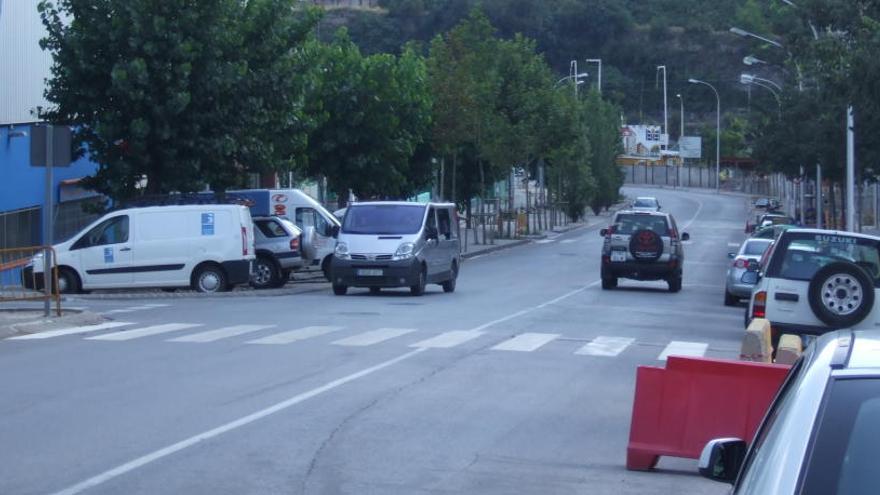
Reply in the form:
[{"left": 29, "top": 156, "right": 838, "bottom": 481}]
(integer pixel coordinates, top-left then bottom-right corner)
[
  {"left": 252, "top": 216, "right": 304, "bottom": 289},
  {"left": 724, "top": 238, "right": 772, "bottom": 306},
  {"left": 699, "top": 329, "right": 880, "bottom": 494},
  {"left": 631, "top": 196, "right": 661, "bottom": 212}
]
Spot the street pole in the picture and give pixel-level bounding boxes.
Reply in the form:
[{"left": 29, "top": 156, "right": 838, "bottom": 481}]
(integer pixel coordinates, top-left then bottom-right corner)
[
  {"left": 43, "top": 125, "right": 54, "bottom": 317},
  {"left": 817, "top": 164, "right": 823, "bottom": 229},
  {"left": 586, "top": 58, "right": 602, "bottom": 94},
  {"left": 657, "top": 66, "right": 668, "bottom": 150},
  {"left": 847, "top": 106, "right": 855, "bottom": 231},
  {"left": 678, "top": 94, "right": 684, "bottom": 138},
  {"left": 689, "top": 79, "right": 721, "bottom": 193},
  {"left": 799, "top": 166, "right": 805, "bottom": 225}
]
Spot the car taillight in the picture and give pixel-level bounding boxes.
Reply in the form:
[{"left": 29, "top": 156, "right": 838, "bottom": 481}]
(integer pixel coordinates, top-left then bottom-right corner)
[
  {"left": 734, "top": 258, "right": 748, "bottom": 269},
  {"left": 290, "top": 237, "right": 300, "bottom": 251},
  {"left": 241, "top": 227, "right": 248, "bottom": 256},
  {"left": 753, "top": 291, "right": 767, "bottom": 319}
]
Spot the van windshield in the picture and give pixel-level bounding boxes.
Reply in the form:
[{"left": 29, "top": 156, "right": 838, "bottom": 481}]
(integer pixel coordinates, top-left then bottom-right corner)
[{"left": 342, "top": 204, "right": 426, "bottom": 235}]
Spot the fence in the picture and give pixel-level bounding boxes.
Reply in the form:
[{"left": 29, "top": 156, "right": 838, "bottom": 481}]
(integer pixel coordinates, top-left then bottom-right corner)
[
  {"left": 463, "top": 196, "right": 573, "bottom": 248},
  {"left": 0, "top": 246, "right": 61, "bottom": 316}
]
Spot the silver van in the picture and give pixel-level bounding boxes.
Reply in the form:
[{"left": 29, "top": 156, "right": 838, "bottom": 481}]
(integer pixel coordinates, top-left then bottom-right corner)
[{"left": 329, "top": 202, "right": 461, "bottom": 296}]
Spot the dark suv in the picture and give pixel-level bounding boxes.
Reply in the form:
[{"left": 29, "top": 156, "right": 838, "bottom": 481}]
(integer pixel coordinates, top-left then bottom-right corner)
[{"left": 599, "top": 210, "right": 690, "bottom": 292}]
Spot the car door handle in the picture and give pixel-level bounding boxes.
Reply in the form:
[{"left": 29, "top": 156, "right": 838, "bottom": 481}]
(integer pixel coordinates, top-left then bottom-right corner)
[
  {"left": 119, "top": 247, "right": 132, "bottom": 252},
  {"left": 775, "top": 292, "right": 798, "bottom": 302}
]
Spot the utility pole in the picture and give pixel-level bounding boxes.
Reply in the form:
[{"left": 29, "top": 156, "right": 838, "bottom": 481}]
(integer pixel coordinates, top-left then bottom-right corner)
[
  {"left": 847, "top": 106, "right": 855, "bottom": 231},
  {"left": 657, "top": 66, "right": 668, "bottom": 150},
  {"left": 43, "top": 125, "right": 54, "bottom": 317},
  {"left": 816, "top": 164, "right": 823, "bottom": 229}
]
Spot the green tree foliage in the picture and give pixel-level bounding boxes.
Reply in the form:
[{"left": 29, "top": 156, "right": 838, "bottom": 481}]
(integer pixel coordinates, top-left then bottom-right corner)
[
  {"left": 303, "top": 31, "right": 433, "bottom": 204},
  {"left": 38, "top": 0, "right": 320, "bottom": 200},
  {"left": 581, "top": 91, "right": 623, "bottom": 215}
]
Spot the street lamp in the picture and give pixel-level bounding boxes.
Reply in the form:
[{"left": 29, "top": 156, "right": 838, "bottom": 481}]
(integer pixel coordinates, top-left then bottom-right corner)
[
  {"left": 729, "top": 27, "right": 784, "bottom": 48},
  {"left": 743, "top": 55, "right": 767, "bottom": 66},
  {"left": 740, "top": 75, "right": 782, "bottom": 118},
  {"left": 688, "top": 78, "right": 721, "bottom": 193},
  {"left": 676, "top": 93, "right": 684, "bottom": 140},
  {"left": 656, "top": 65, "right": 668, "bottom": 150},
  {"left": 740, "top": 73, "right": 782, "bottom": 92},
  {"left": 585, "top": 58, "right": 602, "bottom": 94}
]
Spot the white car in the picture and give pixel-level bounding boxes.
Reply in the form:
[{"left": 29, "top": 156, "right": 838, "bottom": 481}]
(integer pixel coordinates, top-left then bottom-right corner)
[
  {"left": 745, "top": 229, "right": 880, "bottom": 336},
  {"left": 631, "top": 196, "right": 661, "bottom": 212}
]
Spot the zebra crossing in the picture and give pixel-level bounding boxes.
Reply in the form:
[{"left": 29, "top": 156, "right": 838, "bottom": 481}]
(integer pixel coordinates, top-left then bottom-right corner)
[{"left": 6, "top": 320, "right": 718, "bottom": 361}]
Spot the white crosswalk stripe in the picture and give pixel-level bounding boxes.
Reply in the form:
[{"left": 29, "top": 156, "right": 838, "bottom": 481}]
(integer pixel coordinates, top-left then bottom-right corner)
[
  {"left": 492, "top": 333, "right": 559, "bottom": 352},
  {"left": 103, "top": 304, "right": 169, "bottom": 315},
  {"left": 168, "top": 325, "right": 275, "bottom": 343},
  {"left": 86, "top": 323, "right": 203, "bottom": 341},
  {"left": 534, "top": 239, "right": 556, "bottom": 244},
  {"left": 332, "top": 328, "right": 416, "bottom": 347},
  {"left": 9, "top": 321, "right": 135, "bottom": 340},
  {"left": 246, "top": 326, "right": 344, "bottom": 345},
  {"left": 560, "top": 239, "right": 577, "bottom": 244},
  {"left": 658, "top": 341, "right": 708, "bottom": 361},
  {"left": 576, "top": 336, "right": 635, "bottom": 356},
  {"left": 410, "top": 330, "right": 483, "bottom": 349}
]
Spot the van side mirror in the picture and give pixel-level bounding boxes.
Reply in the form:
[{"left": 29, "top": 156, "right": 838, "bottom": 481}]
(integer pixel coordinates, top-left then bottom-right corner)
[
  {"left": 698, "top": 438, "right": 747, "bottom": 484},
  {"left": 599, "top": 228, "right": 608, "bottom": 237},
  {"left": 330, "top": 225, "right": 339, "bottom": 238},
  {"left": 681, "top": 232, "right": 690, "bottom": 241}
]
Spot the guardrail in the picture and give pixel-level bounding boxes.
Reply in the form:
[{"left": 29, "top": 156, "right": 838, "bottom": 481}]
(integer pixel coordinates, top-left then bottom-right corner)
[{"left": 0, "top": 246, "right": 61, "bottom": 316}]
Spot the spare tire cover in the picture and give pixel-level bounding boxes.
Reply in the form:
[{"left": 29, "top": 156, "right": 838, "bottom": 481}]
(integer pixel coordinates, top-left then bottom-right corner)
[{"left": 629, "top": 229, "right": 664, "bottom": 262}]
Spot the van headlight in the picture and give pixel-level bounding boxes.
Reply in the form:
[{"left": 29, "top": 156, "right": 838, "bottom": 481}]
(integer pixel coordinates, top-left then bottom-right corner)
[
  {"left": 393, "top": 242, "right": 415, "bottom": 261},
  {"left": 334, "top": 242, "right": 350, "bottom": 260}
]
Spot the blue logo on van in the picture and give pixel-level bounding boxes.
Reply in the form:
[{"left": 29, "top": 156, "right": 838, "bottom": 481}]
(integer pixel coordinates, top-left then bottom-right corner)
[
  {"left": 201, "top": 213, "right": 215, "bottom": 236},
  {"left": 103, "top": 247, "right": 114, "bottom": 263}
]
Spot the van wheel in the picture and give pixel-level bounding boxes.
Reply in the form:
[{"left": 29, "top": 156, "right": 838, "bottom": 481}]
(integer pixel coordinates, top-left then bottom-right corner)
[
  {"left": 667, "top": 275, "right": 682, "bottom": 293},
  {"left": 192, "top": 265, "right": 228, "bottom": 293},
  {"left": 369, "top": 287, "right": 381, "bottom": 295},
  {"left": 724, "top": 290, "right": 738, "bottom": 306},
  {"left": 332, "top": 284, "right": 348, "bottom": 296},
  {"left": 251, "top": 256, "right": 279, "bottom": 290},
  {"left": 441, "top": 262, "right": 458, "bottom": 293},
  {"left": 55, "top": 267, "right": 81, "bottom": 294},
  {"left": 601, "top": 277, "right": 617, "bottom": 290},
  {"left": 808, "top": 262, "right": 874, "bottom": 327},
  {"left": 410, "top": 267, "right": 427, "bottom": 296}
]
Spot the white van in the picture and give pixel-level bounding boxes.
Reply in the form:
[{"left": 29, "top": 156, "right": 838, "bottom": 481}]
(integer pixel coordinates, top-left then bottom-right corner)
[
  {"left": 25, "top": 205, "right": 255, "bottom": 293},
  {"left": 228, "top": 189, "right": 341, "bottom": 278},
  {"left": 329, "top": 202, "right": 461, "bottom": 296}
]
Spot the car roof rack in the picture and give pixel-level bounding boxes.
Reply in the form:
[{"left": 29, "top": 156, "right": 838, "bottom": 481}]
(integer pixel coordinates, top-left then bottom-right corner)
[{"left": 117, "top": 193, "right": 255, "bottom": 210}]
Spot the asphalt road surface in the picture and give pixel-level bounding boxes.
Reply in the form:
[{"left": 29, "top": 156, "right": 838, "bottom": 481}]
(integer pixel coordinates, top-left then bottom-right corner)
[{"left": 0, "top": 187, "right": 751, "bottom": 495}]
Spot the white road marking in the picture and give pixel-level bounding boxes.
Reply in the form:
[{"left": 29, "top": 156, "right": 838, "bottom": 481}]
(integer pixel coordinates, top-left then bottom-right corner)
[
  {"left": 410, "top": 330, "right": 484, "bottom": 349},
  {"left": 8, "top": 321, "right": 134, "bottom": 340},
  {"left": 728, "top": 242, "right": 741, "bottom": 248},
  {"left": 167, "top": 325, "right": 275, "bottom": 343},
  {"left": 560, "top": 239, "right": 577, "bottom": 244},
  {"left": 658, "top": 341, "right": 709, "bottom": 361},
  {"left": 142, "top": 304, "right": 170, "bottom": 308},
  {"left": 86, "top": 323, "right": 202, "bottom": 341},
  {"left": 681, "top": 196, "right": 704, "bottom": 230},
  {"left": 103, "top": 304, "right": 170, "bottom": 314},
  {"left": 332, "top": 328, "right": 416, "bottom": 347},
  {"left": 534, "top": 239, "right": 556, "bottom": 244},
  {"left": 246, "top": 326, "right": 344, "bottom": 345},
  {"left": 491, "top": 332, "right": 559, "bottom": 352},
  {"left": 48, "top": 348, "right": 428, "bottom": 495},
  {"left": 576, "top": 336, "right": 635, "bottom": 356}
]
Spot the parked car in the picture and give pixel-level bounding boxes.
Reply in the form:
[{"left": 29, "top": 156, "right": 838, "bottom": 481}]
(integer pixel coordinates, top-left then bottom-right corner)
[
  {"left": 698, "top": 328, "right": 880, "bottom": 494},
  {"left": 725, "top": 238, "right": 773, "bottom": 306},
  {"left": 751, "top": 223, "right": 795, "bottom": 240},
  {"left": 631, "top": 196, "right": 661, "bottom": 212},
  {"left": 251, "top": 216, "right": 305, "bottom": 289},
  {"left": 753, "top": 197, "right": 781, "bottom": 210},
  {"left": 23, "top": 205, "right": 255, "bottom": 293},
  {"left": 744, "top": 229, "right": 880, "bottom": 335},
  {"left": 746, "top": 212, "right": 795, "bottom": 233},
  {"left": 329, "top": 202, "right": 461, "bottom": 296},
  {"left": 599, "top": 210, "right": 689, "bottom": 292}
]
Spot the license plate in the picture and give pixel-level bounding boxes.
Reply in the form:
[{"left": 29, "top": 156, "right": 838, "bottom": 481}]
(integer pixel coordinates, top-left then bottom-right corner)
[
  {"left": 357, "top": 269, "right": 383, "bottom": 277},
  {"left": 611, "top": 251, "right": 627, "bottom": 262}
]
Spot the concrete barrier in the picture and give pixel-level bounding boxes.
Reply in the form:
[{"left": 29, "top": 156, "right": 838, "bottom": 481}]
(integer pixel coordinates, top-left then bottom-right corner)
[
  {"left": 740, "top": 318, "right": 773, "bottom": 363},
  {"left": 775, "top": 334, "right": 803, "bottom": 365}
]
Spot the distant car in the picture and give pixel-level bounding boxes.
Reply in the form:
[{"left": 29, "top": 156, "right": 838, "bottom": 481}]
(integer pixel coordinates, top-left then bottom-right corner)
[
  {"left": 600, "top": 210, "right": 689, "bottom": 292},
  {"left": 753, "top": 197, "right": 772, "bottom": 209},
  {"left": 746, "top": 212, "right": 795, "bottom": 233},
  {"left": 252, "top": 216, "right": 304, "bottom": 289},
  {"left": 724, "top": 238, "right": 773, "bottom": 306},
  {"left": 751, "top": 223, "right": 795, "bottom": 240},
  {"left": 631, "top": 197, "right": 661, "bottom": 212},
  {"left": 699, "top": 328, "right": 880, "bottom": 494}
]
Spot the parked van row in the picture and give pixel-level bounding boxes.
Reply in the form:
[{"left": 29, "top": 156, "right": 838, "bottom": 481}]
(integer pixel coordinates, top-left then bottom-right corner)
[{"left": 24, "top": 191, "right": 462, "bottom": 297}]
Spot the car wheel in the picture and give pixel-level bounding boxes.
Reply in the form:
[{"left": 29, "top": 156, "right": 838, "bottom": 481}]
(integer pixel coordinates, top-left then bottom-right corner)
[
  {"left": 369, "top": 287, "right": 381, "bottom": 295},
  {"left": 724, "top": 290, "right": 738, "bottom": 306},
  {"left": 410, "top": 266, "right": 427, "bottom": 296},
  {"left": 332, "top": 284, "right": 348, "bottom": 296},
  {"left": 601, "top": 277, "right": 617, "bottom": 290},
  {"left": 441, "top": 262, "right": 458, "bottom": 293},
  {"left": 251, "top": 256, "right": 279, "bottom": 290},
  {"left": 55, "top": 267, "right": 81, "bottom": 294},
  {"left": 192, "top": 264, "right": 228, "bottom": 293},
  {"left": 667, "top": 275, "right": 682, "bottom": 293},
  {"left": 274, "top": 269, "right": 292, "bottom": 288},
  {"left": 808, "top": 262, "right": 875, "bottom": 328}
]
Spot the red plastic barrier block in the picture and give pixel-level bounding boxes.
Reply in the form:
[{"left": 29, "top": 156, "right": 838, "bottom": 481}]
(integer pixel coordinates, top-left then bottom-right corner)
[{"left": 626, "top": 356, "right": 790, "bottom": 471}]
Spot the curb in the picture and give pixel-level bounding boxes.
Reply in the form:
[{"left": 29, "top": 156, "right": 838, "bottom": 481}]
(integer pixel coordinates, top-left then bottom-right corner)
[
  {"left": 462, "top": 239, "right": 530, "bottom": 259},
  {"left": 1, "top": 309, "right": 105, "bottom": 339},
  {"left": 65, "top": 283, "right": 329, "bottom": 301}
]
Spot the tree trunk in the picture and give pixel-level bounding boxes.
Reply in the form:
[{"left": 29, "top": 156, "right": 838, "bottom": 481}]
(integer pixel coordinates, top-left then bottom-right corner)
[
  {"left": 452, "top": 153, "right": 458, "bottom": 205},
  {"left": 830, "top": 183, "right": 838, "bottom": 230}
]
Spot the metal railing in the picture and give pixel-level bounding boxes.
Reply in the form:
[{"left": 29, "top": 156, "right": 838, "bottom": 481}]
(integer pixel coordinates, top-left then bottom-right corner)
[{"left": 0, "top": 246, "right": 61, "bottom": 316}]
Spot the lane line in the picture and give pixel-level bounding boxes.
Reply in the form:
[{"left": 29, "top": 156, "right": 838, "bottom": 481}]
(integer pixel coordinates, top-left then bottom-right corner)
[
  {"left": 560, "top": 239, "right": 577, "bottom": 244},
  {"left": 681, "top": 196, "right": 704, "bottom": 230},
  {"left": 167, "top": 325, "right": 275, "bottom": 343},
  {"left": 491, "top": 332, "right": 559, "bottom": 352},
  {"left": 246, "top": 326, "right": 344, "bottom": 345},
  {"left": 332, "top": 328, "right": 416, "bottom": 347},
  {"left": 86, "top": 323, "right": 202, "bottom": 341},
  {"left": 576, "top": 336, "right": 635, "bottom": 356},
  {"left": 48, "top": 348, "right": 428, "bottom": 495},
  {"left": 8, "top": 322, "right": 134, "bottom": 340},
  {"left": 410, "top": 330, "right": 483, "bottom": 349},
  {"left": 658, "top": 341, "right": 709, "bottom": 361}
]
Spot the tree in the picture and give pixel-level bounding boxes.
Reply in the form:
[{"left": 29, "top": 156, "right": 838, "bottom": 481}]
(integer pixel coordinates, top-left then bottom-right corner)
[
  {"left": 582, "top": 90, "right": 623, "bottom": 215},
  {"left": 38, "top": 0, "right": 320, "bottom": 201},
  {"left": 303, "top": 31, "right": 433, "bottom": 205}
]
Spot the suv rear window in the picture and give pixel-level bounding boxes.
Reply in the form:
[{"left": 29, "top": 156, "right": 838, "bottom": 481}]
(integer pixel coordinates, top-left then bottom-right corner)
[
  {"left": 768, "top": 233, "right": 880, "bottom": 285},
  {"left": 613, "top": 214, "right": 669, "bottom": 236}
]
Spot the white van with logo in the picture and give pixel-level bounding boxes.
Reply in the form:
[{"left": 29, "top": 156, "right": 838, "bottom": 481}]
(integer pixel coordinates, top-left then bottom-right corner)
[
  {"left": 329, "top": 202, "right": 461, "bottom": 296},
  {"left": 24, "top": 205, "right": 255, "bottom": 293}
]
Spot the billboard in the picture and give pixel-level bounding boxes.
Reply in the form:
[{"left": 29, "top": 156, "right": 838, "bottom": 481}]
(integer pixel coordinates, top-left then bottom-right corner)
[{"left": 679, "top": 136, "right": 702, "bottom": 159}]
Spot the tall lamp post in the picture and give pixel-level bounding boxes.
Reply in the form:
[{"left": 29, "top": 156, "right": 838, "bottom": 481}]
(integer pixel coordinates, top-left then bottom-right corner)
[
  {"left": 676, "top": 93, "right": 684, "bottom": 139},
  {"left": 585, "top": 58, "right": 602, "bottom": 94},
  {"left": 688, "top": 78, "right": 721, "bottom": 193},
  {"left": 657, "top": 65, "right": 668, "bottom": 150}
]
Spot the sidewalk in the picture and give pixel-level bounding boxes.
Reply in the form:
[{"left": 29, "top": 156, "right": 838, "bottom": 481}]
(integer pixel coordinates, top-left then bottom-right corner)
[{"left": 0, "top": 308, "right": 105, "bottom": 339}]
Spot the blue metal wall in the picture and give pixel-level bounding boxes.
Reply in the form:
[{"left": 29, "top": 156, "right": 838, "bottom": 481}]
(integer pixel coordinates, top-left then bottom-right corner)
[{"left": 0, "top": 123, "right": 99, "bottom": 241}]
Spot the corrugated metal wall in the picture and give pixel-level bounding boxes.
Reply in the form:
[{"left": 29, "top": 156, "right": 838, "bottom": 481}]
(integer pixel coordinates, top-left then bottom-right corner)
[{"left": 0, "top": 0, "right": 52, "bottom": 125}]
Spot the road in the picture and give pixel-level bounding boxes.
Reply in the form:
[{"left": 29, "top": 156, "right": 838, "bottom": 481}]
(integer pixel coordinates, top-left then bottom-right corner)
[{"left": 0, "top": 187, "right": 749, "bottom": 495}]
